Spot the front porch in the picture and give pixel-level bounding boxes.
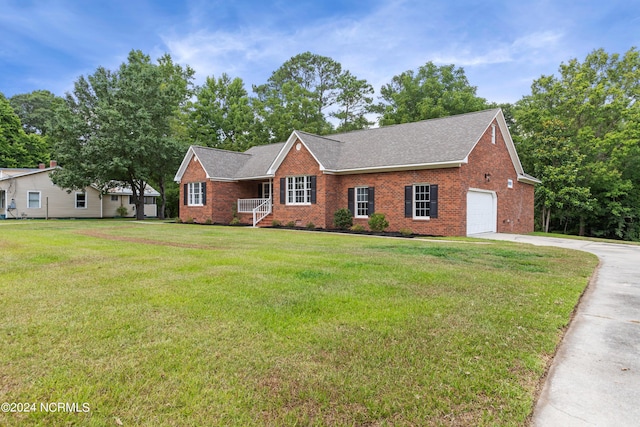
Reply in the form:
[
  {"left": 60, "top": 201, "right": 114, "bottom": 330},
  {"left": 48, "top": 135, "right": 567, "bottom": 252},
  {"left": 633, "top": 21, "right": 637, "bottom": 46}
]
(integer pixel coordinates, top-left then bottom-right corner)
[{"left": 237, "top": 198, "right": 272, "bottom": 226}]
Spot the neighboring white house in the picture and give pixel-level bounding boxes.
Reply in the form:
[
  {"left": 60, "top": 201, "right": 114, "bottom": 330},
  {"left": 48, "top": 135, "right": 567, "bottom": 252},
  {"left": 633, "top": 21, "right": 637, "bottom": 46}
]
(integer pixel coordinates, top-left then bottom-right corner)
[{"left": 0, "top": 161, "right": 159, "bottom": 219}]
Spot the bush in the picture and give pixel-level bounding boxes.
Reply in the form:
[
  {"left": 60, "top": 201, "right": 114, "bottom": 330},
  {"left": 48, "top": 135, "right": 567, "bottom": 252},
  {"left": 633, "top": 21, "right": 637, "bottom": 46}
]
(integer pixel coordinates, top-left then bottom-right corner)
[
  {"left": 350, "top": 224, "right": 365, "bottom": 232},
  {"left": 368, "top": 213, "right": 389, "bottom": 232},
  {"left": 184, "top": 217, "right": 194, "bottom": 224},
  {"left": 175, "top": 217, "right": 183, "bottom": 224},
  {"left": 271, "top": 220, "right": 282, "bottom": 227},
  {"left": 116, "top": 206, "right": 128, "bottom": 217},
  {"left": 399, "top": 228, "right": 413, "bottom": 237},
  {"left": 230, "top": 217, "right": 240, "bottom": 225},
  {"left": 285, "top": 221, "right": 296, "bottom": 228},
  {"left": 306, "top": 222, "right": 315, "bottom": 229},
  {"left": 333, "top": 208, "right": 353, "bottom": 230},
  {"left": 204, "top": 218, "right": 213, "bottom": 225}
]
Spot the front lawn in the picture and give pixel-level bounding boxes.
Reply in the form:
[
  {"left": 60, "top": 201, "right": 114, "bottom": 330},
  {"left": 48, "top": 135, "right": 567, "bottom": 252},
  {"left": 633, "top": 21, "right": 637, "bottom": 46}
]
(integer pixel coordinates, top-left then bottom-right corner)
[{"left": 0, "top": 221, "right": 597, "bottom": 426}]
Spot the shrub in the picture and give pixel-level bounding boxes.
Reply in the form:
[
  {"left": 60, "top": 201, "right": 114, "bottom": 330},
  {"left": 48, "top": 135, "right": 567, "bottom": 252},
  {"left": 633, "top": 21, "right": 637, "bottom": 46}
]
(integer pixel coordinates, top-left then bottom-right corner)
[
  {"left": 306, "top": 222, "right": 315, "bottom": 229},
  {"left": 399, "top": 228, "right": 413, "bottom": 237},
  {"left": 175, "top": 217, "right": 183, "bottom": 224},
  {"left": 333, "top": 208, "right": 353, "bottom": 230},
  {"left": 230, "top": 217, "right": 240, "bottom": 225},
  {"left": 350, "top": 224, "right": 365, "bottom": 232},
  {"left": 116, "top": 206, "right": 128, "bottom": 217},
  {"left": 271, "top": 220, "right": 282, "bottom": 227},
  {"left": 184, "top": 217, "right": 194, "bottom": 224},
  {"left": 204, "top": 218, "right": 213, "bottom": 225},
  {"left": 368, "top": 213, "right": 389, "bottom": 232},
  {"left": 285, "top": 221, "right": 296, "bottom": 228}
]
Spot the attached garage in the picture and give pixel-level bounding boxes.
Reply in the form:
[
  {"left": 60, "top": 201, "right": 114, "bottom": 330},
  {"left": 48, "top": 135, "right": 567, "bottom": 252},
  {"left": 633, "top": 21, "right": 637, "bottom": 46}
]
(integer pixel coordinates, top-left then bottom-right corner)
[{"left": 466, "top": 189, "right": 497, "bottom": 235}]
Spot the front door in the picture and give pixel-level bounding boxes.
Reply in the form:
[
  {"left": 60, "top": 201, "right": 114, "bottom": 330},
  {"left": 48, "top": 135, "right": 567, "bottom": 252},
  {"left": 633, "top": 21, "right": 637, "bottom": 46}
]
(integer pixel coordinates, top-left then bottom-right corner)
[{"left": 261, "top": 182, "right": 273, "bottom": 200}]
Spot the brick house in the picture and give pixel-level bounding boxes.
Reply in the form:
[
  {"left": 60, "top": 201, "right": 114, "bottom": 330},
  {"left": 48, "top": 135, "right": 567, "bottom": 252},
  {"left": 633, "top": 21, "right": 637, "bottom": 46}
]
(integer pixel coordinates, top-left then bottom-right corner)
[{"left": 174, "top": 109, "right": 539, "bottom": 236}]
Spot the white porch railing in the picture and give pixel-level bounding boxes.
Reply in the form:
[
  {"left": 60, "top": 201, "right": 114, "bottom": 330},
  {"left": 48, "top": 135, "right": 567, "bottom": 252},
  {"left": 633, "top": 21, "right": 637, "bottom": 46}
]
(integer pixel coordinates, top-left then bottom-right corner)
[
  {"left": 238, "top": 198, "right": 270, "bottom": 213},
  {"left": 237, "top": 198, "right": 272, "bottom": 227}
]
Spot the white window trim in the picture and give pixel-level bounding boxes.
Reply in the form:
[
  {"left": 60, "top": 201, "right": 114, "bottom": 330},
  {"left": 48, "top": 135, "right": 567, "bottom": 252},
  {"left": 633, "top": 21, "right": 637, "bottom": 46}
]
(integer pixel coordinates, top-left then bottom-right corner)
[
  {"left": 507, "top": 179, "right": 514, "bottom": 189},
  {"left": 354, "top": 186, "right": 369, "bottom": 218},
  {"left": 27, "top": 191, "right": 41, "bottom": 209},
  {"left": 188, "top": 182, "right": 204, "bottom": 206},
  {"left": 413, "top": 184, "right": 431, "bottom": 220},
  {"left": 491, "top": 124, "right": 496, "bottom": 144},
  {"left": 286, "top": 176, "right": 311, "bottom": 205},
  {"left": 75, "top": 192, "right": 87, "bottom": 209}
]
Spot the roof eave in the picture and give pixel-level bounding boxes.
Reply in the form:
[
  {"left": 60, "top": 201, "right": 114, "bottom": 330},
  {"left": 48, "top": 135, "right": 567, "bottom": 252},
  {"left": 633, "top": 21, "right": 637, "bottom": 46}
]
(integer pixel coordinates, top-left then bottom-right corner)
[
  {"left": 324, "top": 160, "right": 465, "bottom": 175},
  {"left": 517, "top": 174, "right": 541, "bottom": 185}
]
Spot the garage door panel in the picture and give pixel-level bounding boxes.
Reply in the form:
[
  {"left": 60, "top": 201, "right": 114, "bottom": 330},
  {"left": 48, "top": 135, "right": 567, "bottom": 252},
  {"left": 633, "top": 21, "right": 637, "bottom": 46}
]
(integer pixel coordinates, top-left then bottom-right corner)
[{"left": 467, "top": 190, "right": 496, "bottom": 235}]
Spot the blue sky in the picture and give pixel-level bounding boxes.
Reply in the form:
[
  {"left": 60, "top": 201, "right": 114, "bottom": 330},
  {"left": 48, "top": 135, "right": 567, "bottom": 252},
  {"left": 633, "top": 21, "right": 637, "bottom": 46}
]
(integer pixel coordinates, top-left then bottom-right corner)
[{"left": 1, "top": 0, "right": 639, "bottom": 104}]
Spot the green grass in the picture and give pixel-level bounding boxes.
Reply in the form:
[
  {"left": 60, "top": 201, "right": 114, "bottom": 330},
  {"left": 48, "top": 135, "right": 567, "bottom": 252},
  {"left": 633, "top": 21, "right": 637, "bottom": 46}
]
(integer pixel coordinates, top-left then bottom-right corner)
[{"left": 0, "top": 221, "right": 597, "bottom": 426}]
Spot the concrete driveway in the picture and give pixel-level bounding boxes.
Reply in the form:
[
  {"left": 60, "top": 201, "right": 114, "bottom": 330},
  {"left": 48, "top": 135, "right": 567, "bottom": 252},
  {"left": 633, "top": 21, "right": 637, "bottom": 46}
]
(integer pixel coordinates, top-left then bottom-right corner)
[{"left": 475, "top": 233, "right": 640, "bottom": 426}]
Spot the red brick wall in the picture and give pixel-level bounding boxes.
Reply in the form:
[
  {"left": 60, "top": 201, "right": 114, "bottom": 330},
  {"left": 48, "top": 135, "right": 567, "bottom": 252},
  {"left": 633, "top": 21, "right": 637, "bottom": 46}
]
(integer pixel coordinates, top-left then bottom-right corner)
[
  {"left": 272, "top": 140, "right": 328, "bottom": 227},
  {"left": 328, "top": 168, "right": 465, "bottom": 235},
  {"left": 462, "top": 120, "right": 535, "bottom": 233}
]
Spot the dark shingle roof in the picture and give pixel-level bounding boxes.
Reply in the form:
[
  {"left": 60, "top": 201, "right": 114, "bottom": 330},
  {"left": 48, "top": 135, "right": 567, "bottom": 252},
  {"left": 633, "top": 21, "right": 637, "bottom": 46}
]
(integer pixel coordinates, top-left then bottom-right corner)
[
  {"left": 177, "top": 109, "right": 515, "bottom": 181},
  {"left": 190, "top": 146, "right": 251, "bottom": 179},
  {"left": 307, "top": 109, "right": 500, "bottom": 170},
  {"left": 236, "top": 143, "right": 285, "bottom": 178}
]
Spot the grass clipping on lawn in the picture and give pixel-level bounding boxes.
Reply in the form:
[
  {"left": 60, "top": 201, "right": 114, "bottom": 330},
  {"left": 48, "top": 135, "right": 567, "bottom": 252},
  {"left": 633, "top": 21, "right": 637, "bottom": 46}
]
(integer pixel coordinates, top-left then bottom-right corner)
[{"left": 0, "top": 221, "right": 597, "bottom": 426}]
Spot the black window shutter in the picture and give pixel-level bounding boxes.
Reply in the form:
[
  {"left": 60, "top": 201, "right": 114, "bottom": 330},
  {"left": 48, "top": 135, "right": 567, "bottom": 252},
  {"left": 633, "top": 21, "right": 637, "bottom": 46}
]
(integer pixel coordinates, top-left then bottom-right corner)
[
  {"left": 368, "top": 187, "right": 375, "bottom": 214},
  {"left": 258, "top": 183, "right": 263, "bottom": 198},
  {"left": 347, "top": 188, "right": 355, "bottom": 215},
  {"left": 202, "top": 182, "right": 207, "bottom": 205},
  {"left": 404, "top": 185, "right": 413, "bottom": 218},
  {"left": 184, "top": 184, "right": 188, "bottom": 205},
  {"left": 280, "top": 178, "right": 286, "bottom": 204},
  {"left": 310, "top": 176, "right": 317, "bottom": 204},
  {"left": 430, "top": 184, "right": 438, "bottom": 218}
]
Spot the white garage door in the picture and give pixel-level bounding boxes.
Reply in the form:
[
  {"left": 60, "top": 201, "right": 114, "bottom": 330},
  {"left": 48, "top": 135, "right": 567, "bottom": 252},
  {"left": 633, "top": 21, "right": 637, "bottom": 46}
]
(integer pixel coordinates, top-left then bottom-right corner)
[{"left": 467, "top": 190, "right": 496, "bottom": 235}]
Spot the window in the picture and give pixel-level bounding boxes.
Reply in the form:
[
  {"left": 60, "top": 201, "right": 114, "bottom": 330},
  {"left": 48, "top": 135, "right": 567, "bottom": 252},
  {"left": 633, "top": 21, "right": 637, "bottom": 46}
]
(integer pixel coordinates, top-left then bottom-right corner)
[
  {"left": 129, "top": 196, "right": 156, "bottom": 204},
  {"left": 27, "top": 191, "right": 41, "bottom": 209},
  {"left": 287, "top": 176, "right": 311, "bottom": 205},
  {"left": 414, "top": 185, "right": 431, "bottom": 218},
  {"left": 110, "top": 195, "right": 119, "bottom": 202},
  {"left": 405, "top": 184, "right": 438, "bottom": 219},
  {"left": 75, "top": 192, "right": 87, "bottom": 209},
  {"left": 187, "top": 182, "right": 206, "bottom": 206},
  {"left": 279, "top": 176, "right": 316, "bottom": 205},
  {"left": 507, "top": 179, "right": 514, "bottom": 189},
  {"left": 491, "top": 124, "right": 496, "bottom": 144},
  {"left": 356, "top": 187, "right": 369, "bottom": 217},
  {"left": 348, "top": 187, "right": 375, "bottom": 217}
]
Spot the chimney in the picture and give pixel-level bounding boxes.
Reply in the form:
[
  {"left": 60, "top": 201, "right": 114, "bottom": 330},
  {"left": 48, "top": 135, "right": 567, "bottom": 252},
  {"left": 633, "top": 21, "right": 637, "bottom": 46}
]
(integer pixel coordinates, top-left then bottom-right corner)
[
  {"left": 50, "top": 160, "right": 57, "bottom": 168},
  {"left": 39, "top": 163, "right": 45, "bottom": 169}
]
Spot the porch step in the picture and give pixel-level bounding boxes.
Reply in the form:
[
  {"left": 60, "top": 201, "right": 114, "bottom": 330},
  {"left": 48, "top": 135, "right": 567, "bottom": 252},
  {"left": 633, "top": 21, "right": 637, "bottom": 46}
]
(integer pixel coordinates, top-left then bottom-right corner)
[{"left": 256, "top": 213, "right": 274, "bottom": 227}]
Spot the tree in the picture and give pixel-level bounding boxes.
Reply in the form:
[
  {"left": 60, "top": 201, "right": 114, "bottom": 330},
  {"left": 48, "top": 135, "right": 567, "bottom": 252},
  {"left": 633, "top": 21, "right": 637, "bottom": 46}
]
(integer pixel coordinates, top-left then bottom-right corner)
[
  {"left": 51, "top": 50, "right": 194, "bottom": 220},
  {"left": 253, "top": 52, "right": 342, "bottom": 141},
  {"left": 185, "top": 74, "right": 259, "bottom": 151},
  {"left": 332, "top": 71, "right": 374, "bottom": 132},
  {"left": 514, "top": 48, "right": 640, "bottom": 240},
  {"left": 0, "top": 93, "right": 49, "bottom": 168},
  {"left": 375, "top": 62, "right": 489, "bottom": 126},
  {"left": 9, "top": 90, "right": 65, "bottom": 136}
]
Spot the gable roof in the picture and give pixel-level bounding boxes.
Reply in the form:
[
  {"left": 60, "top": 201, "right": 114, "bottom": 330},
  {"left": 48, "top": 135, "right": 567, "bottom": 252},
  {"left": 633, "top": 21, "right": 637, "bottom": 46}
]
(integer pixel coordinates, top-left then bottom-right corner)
[
  {"left": 174, "top": 109, "right": 539, "bottom": 184},
  {"left": 0, "top": 166, "right": 57, "bottom": 180}
]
